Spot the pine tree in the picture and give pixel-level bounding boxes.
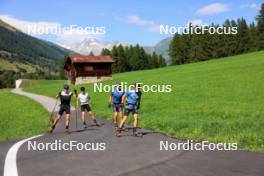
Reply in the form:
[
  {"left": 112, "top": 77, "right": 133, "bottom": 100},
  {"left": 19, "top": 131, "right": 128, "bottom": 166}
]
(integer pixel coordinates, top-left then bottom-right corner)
[
  {"left": 101, "top": 43, "right": 168, "bottom": 72},
  {"left": 101, "top": 48, "right": 111, "bottom": 56},
  {"left": 139, "top": 46, "right": 149, "bottom": 69},
  {"left": 111, "top": 46, "right": 119, "bottom": 73},
  {"left": 151, "top": 52, "right": 159, "bottom": 68},
  {"left": 117, "top": 44, "right": 128, "bottom": 72},
  {"left": 88, "top": 51, "right": 94, "bottom": 56},
  {"left": 169, "top": 34, "right": 186, "bottom": 65},
  {"left": 158, "top": 54, "right": 166, "bottom": 67},
  {"left": 248, "top": 22, "right": 258, "bottom": 51},
  {"left": 237, "top": 18, "right": 250, "bottom": 53},
  {"left": 229, "top": 20, "right": 239, "bottom": 55},
  {"left": 256, "top": 3, "right": 264, "bottom": 50},
  {"left": 188, "top": 29, "right": 206, "bottom": 62}
]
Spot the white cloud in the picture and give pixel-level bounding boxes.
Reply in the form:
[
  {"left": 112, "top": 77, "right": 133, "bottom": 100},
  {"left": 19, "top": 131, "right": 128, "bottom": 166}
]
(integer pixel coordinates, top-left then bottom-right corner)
[
  {"left": 57, "top": 28, "right": 104, "bottom": 46},
  {"left": 196, "top": 3, "right": 230, "bottom": 15},
  {"left": 0, "top": 14, "right": 104, "bottom": 46},
  {"left": 187, "top": 19, "right": 204, "bottom": 26},
  {"left": 240, "top": 3, "right": 261, "bottom": 10},
  {"left": 116, "top": 15, "right": 160, "bottom": 32},
  {"left": 127, "top": 15, "right": 154, "bottom": 25},
  {"left": 0, "top": 14, "right": 58, "bottom": 35}
]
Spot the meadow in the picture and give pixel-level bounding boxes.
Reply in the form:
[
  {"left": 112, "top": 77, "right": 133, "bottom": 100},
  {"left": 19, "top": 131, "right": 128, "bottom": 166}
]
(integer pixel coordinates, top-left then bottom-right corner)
[
  {"left": 24, "top": 51, "right": 264, "bottom": 152},
  {"left": 0, "top": 89, "right": 49, "bottom": 140}
]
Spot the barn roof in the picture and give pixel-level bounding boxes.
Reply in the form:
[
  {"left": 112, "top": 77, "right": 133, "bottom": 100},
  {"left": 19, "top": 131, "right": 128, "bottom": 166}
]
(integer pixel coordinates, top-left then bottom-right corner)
[{"left": 69, "top": 55, "right": 113, "bottom": 63}]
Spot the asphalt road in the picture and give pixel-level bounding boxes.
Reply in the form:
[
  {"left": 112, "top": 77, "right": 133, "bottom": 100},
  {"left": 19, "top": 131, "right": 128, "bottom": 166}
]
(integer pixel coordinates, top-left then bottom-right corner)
[{"left": 0, "top": 89, "right": 264, "bottom": 176}]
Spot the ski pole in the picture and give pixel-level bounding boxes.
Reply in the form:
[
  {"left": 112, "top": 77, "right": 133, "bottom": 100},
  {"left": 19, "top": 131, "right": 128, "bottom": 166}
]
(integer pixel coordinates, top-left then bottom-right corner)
[
  {"left": 74, "top": 89, "right": 78, "bottom": 129},
  {"left": 75, "top": 101, "right": 78, "bottom": 129},
  {"left": 48, "top": 98, "right": 58, "bottom": 127}
]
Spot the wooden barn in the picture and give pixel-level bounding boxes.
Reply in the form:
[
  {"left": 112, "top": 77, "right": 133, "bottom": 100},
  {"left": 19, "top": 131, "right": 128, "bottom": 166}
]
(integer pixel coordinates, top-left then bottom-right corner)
[{"left": 64, "top": 55, "right": 114, "bottom": 85}]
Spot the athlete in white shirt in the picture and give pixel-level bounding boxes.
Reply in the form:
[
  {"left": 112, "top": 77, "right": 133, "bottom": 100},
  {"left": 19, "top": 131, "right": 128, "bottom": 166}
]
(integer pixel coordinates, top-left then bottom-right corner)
[{"left": 77, "top": 87, "right": 99, "bottom": 128}]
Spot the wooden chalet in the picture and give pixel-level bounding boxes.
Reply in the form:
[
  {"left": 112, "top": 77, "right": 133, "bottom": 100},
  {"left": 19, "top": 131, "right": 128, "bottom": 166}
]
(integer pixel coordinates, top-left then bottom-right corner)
[{"left": 64, "top": 55, "right": 114, "bottom": 85}]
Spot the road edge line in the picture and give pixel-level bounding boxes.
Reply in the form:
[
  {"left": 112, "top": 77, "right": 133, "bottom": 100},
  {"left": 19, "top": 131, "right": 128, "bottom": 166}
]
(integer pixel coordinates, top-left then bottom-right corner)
[{"left": 3, "top": 134, "right": 43, "bottom": 176}]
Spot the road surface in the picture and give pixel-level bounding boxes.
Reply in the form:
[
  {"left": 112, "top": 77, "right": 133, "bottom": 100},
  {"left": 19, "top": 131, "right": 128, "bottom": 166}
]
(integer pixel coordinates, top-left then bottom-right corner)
[{"left": 0, "top": 88, "right": 263, "bottom": 176}]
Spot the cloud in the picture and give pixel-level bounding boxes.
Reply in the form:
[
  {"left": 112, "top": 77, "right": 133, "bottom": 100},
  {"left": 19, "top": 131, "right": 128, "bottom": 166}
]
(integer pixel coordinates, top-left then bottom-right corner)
[
  {"left": 127, "top": 15, "right": 153, "bottom": 25},
  {"left": 0, "top": 14, "right": 104, "bottom": 45},
  {"left": 240, "top": 3, "right": 261, "bottom": 10},
  {"left": 57, "top": 28, "right": 104, "bottom": 46},
  {"left": 116, "top": 15, "right": 160, "bottom": 32},
  {"left": 0, "top": 14, "right": 58, "bottom": 35},
  {"left": 187, "top": 19, "right": 204, "bottom": 26},
  {"left": 196, "top": 3, "right": 230, "bottom": 15}
]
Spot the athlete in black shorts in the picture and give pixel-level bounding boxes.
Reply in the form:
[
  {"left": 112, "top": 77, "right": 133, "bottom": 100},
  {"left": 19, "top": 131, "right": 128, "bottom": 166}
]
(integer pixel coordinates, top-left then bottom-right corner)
[
  {"left": 117, "top": 83, "right": 142, "bottom": 137},
  {"left": 49, "top": 84, "right": 77, "bottom": 133},
  {"left": 108, "top": 82, "right": 124, "bottom": 128},
  {"left": 77, "top": 87, "right": 98, "bottom": 128}
]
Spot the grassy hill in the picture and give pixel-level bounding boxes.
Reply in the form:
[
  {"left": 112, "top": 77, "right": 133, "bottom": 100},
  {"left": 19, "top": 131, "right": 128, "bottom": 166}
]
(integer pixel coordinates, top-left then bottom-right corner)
[
  {"left": 24, "top": 51, "right": 264, "bottom": 152},
  {"left": 0, "top": 58, "right": 36, "bottom": 72},
  {"left": 0, "top": 89, "right": 49, "bottom": 140},
  {"left": 0, "top": 20, "right": 75, "bottom": 72}
]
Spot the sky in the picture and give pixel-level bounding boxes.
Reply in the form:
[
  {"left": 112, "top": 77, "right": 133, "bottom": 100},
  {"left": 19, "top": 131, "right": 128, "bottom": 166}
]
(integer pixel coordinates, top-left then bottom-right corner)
[{"left": 0, "top": 0, "right": 262, "bottom": 46}]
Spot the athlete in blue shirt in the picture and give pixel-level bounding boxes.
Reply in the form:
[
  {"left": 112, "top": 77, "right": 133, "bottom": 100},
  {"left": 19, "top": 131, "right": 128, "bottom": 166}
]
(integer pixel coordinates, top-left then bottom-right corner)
[
  {"left": 117, "top": 83, "right": 142, "bottom": 137},
  {"left": 108, "top": 82, "right": 124, "bottom": 128}
]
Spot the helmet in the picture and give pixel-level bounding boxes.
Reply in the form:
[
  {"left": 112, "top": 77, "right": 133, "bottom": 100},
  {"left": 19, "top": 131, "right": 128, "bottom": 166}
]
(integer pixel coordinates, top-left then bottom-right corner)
[
  {"left": 63, "top": 84, "right": 69, "bottom": 89},
  {"left": 134, "top": 83, "right": 142, "bottom": 90},
  {"left": 116, "top": 82, "right": 121, "bottom": 90}
]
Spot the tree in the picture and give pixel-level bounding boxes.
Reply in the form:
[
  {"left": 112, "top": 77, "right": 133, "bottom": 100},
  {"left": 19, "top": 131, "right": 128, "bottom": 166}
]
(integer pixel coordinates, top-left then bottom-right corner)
[
  {"left": 236, "top": 18, "right": 250, "bottom": 53},
  {"left": 88, "top": 51, "right": 94, "bottom": 56},
  {"left": 169, "top": 34, "right": 189, "bottom": 65},
  {"left": 111, "top": 46, "right": 119, "bottom": 73},
  {"left": 248, "top": 22, "right": 258, "bottom": 51},
  {"left": 101, "top": 48, "right": 111, "bottom": 56},
  {"left": 102, "top": 43, "right": 167, "bottom": 73},
  {"left": 151, "top": 52, "right": 159, "bottom": 68},
  {"left": 168, "top": 13, "right": 261, "bottom": 66},
  {"left": 139, "top": 46, "right": 149, "bottom": 69},
  {"left": 117, "top": 44, "right": 129, "bottom": 72},
  {"left": 158, "top": 54, "right": 166, "bottom": 67},
  {"left": 256, "top": 3, "right": 264, "bottom": 50},
  {"left": 129, "top": 44, "right": 141, "bottom": 70},
  {"left": 59, "top": 56, "right": 67, "bottom": 79}
]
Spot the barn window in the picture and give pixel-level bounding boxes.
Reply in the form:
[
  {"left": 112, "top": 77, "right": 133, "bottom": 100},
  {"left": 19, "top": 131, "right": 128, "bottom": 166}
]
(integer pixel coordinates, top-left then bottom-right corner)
[{"left": 84, "top": 66, "right": 94, "bottom": 72}]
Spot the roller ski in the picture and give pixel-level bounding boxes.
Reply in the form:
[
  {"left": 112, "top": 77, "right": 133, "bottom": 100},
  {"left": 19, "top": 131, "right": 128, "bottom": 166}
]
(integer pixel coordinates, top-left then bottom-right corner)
[{"left": 132, "top": 128, "right": 143, "bottom": 137}]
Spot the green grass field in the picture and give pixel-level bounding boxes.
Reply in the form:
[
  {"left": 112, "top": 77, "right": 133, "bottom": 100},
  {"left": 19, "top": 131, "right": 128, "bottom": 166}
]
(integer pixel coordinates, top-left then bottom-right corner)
[
  {"left": 24, "top": 51, "right": 264, "bottom": 152},
  {"left": 0, "top": 89, "right": 49, "bottom": 140}
]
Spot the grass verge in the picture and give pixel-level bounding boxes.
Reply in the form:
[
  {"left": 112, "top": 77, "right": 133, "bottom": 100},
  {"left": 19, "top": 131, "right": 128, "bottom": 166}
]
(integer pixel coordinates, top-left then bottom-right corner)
[{"left": 0, "top": 89, "right": 49, "bottom": 140}]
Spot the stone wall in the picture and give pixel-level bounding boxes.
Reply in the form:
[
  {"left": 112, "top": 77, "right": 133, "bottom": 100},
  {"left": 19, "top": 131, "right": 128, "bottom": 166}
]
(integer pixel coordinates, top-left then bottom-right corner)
[{"left": 74, "top": 76, "right": 112, "bottom": 85}]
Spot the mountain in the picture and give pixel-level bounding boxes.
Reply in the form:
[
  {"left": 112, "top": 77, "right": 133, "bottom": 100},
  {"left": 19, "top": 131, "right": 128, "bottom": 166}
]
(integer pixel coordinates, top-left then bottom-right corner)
[
  {"left": 61, "top": 38, "right": 124, "bottom": 55},
  {"left": 0, "top": 20, "right": 75, "bottom": 72},
  {"left": 143, "top": 46, "right": 153, "bottom": 54},
  {"left": 144, "top": 37, "right": 172, "bottom": 63},
  {"left": 153, "top": 37, "right": 171, "bottom": 62},
  {"left": 59, "top": 34, "right": 171, "bottom": 63}
]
